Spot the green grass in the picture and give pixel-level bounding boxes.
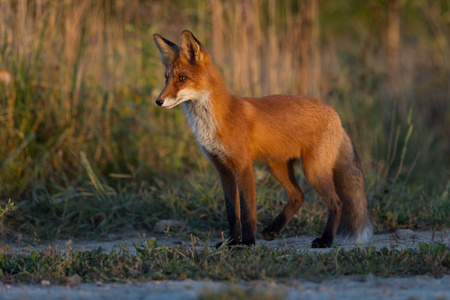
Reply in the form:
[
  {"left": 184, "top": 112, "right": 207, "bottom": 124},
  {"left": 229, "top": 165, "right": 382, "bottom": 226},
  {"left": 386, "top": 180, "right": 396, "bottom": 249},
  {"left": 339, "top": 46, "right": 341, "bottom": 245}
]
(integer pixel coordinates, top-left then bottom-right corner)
[{"left": 1, "top": 240, "right": 449, "bottom": 284}]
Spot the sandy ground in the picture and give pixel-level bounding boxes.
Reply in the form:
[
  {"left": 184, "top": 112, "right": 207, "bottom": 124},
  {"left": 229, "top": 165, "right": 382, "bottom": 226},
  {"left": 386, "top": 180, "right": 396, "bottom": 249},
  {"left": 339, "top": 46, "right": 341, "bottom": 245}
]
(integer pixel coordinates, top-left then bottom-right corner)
[{"left": 1, "top": 229, "right": 449, "bottom": 300}]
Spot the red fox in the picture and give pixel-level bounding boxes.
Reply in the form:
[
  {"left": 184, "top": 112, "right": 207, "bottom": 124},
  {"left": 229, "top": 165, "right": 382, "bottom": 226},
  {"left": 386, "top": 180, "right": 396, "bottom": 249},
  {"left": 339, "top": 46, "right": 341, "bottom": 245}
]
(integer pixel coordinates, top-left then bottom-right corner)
[{"left": 153, "top": 30, "right": 372, "bottom": 248}]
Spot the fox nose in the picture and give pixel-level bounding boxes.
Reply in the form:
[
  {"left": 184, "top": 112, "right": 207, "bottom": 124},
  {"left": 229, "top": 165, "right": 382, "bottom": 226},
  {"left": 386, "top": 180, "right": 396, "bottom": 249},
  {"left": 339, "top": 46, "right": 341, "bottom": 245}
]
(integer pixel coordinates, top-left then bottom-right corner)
[{"left": 155, "top": 98, "right": 164, "bottom": 106}]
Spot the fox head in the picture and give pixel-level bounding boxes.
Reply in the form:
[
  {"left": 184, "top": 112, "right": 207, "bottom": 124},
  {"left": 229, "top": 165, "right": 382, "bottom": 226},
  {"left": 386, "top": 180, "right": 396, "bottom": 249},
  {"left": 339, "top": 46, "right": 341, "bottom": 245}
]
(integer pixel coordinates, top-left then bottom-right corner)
[{"left": 153, "top": 30, "right": 214, "bottom": 109}]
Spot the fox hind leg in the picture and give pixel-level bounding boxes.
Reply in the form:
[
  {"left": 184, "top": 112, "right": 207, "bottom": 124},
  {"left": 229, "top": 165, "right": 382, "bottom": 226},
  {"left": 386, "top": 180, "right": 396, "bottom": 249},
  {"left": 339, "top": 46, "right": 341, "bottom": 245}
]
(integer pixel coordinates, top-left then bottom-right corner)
[
  {"left": 262, "top": 160, "right": 305, "bottom": 241},
  {"left": 303, "top": 163, "right": 342, "bottom": 248}
]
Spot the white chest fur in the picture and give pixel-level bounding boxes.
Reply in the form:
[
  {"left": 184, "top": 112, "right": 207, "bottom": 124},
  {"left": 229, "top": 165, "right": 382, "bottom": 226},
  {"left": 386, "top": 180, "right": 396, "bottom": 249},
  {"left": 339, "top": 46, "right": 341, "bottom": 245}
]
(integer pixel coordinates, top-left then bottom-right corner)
[{"left": 181, "top": 92, "right": 226, "bottom": 157}]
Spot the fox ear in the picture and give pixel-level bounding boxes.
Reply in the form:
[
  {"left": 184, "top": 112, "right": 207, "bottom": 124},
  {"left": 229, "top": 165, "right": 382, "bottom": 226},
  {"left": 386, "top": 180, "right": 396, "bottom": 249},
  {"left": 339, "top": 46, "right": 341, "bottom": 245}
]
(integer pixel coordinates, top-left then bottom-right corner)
[
  {"left": 181, "top": 30, "right": 206, "bottom": 65},
  {"left": 153, "top": 33, "right": 180, "bottom": 67}
]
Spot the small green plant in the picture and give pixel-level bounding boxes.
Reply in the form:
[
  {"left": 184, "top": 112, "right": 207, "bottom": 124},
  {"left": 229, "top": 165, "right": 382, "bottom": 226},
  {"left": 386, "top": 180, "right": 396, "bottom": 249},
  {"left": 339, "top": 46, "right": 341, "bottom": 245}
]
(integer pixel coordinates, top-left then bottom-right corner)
[{"left": 0, "top": 199, "right": 15, "bottom": 218}]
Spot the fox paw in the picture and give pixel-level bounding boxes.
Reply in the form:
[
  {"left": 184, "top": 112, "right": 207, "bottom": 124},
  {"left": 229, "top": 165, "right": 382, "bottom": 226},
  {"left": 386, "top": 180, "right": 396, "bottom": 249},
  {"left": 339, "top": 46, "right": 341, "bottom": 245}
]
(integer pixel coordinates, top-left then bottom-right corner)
[
  {"left": 262, "top": 226, "right": 280, "bottom": 241},
  {"left": 311, "top": 237, "right": 333, "bottom": 248}
]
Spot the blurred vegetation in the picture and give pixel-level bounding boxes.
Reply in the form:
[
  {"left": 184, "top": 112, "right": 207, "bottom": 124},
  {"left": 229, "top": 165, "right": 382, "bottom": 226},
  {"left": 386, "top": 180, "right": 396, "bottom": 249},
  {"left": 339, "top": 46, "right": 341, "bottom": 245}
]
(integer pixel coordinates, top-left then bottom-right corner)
[{"left": 0, "top": 0, "right": 448, "bottom": 240}]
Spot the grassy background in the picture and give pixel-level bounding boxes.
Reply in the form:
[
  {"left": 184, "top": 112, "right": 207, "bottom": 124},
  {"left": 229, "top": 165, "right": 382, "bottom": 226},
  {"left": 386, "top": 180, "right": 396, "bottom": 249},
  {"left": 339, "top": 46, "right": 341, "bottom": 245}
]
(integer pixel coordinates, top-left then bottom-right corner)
[{"left": 0, "top": 0, "right": 449, "bottom": 241}]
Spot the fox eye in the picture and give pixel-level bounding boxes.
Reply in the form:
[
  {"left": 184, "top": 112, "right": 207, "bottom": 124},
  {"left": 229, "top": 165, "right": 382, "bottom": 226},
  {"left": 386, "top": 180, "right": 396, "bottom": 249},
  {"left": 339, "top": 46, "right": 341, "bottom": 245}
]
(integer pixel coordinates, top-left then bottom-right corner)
[{"left": 179, "top": 76, "right": 186, "bottom": 82}]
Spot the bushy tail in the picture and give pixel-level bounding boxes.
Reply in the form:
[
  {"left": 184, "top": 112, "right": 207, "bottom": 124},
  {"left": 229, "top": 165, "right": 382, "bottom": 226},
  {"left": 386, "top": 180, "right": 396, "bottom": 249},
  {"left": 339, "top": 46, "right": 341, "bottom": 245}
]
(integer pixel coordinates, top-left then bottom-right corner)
[{"left": 333, "top": 135, "right": 373, "bottom": 243}]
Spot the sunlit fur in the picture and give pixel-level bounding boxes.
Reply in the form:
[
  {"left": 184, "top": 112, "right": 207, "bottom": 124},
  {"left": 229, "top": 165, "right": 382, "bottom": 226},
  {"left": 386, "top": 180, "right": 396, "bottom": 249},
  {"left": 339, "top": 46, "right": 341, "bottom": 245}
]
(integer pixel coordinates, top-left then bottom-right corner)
[{"left": 153, "top": 31, "right": 373, "bottom": 247}]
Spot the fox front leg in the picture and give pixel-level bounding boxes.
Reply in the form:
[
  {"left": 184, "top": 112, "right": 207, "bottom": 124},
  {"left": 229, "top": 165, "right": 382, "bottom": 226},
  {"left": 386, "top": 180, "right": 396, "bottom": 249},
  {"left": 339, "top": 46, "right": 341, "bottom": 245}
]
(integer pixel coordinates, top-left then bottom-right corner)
[
  {"left": 210, "top": 156, "right": 242, "bottom": 247},
  {"left": 235, "top": 164, "right": 257, "bottom": 246}
]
